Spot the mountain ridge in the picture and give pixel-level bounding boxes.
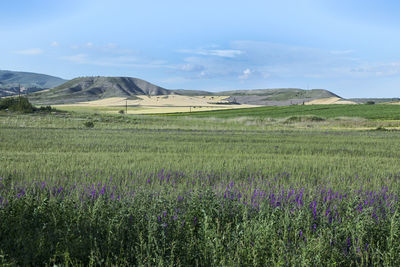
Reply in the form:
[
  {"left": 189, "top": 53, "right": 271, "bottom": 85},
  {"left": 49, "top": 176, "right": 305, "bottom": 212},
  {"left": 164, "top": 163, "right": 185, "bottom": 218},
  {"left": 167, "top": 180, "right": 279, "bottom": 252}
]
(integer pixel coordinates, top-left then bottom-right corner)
[
  {"left": 0, "top": 70, "right": 66, "bottom": 97},
  {"left": 2, "top": 73, "right": 340, "bottom": 105}
]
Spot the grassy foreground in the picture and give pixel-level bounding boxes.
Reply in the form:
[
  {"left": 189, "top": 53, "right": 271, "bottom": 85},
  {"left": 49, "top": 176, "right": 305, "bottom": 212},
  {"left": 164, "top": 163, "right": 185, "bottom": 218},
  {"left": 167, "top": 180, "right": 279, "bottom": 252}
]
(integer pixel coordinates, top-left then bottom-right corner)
[{"left": 1, "top": 111, "right": 400, "bottom": 265}]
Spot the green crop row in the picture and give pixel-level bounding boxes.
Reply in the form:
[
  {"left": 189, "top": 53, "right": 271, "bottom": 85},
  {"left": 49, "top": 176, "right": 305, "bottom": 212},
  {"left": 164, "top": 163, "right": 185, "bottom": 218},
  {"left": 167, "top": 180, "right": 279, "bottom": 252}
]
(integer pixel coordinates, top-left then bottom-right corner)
[
  {"left": 1, "top": 112, "right": 400, "bottom": 265},
  {"left": 168, "top": 104, "right": 400, "bottom": 120}
]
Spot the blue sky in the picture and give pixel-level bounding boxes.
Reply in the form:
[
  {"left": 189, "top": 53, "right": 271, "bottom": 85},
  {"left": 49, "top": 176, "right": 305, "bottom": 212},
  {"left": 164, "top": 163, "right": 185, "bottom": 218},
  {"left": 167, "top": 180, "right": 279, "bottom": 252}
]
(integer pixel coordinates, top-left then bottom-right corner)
[{"left": 1, "top": 0, "right": 400, "bottom": 97}]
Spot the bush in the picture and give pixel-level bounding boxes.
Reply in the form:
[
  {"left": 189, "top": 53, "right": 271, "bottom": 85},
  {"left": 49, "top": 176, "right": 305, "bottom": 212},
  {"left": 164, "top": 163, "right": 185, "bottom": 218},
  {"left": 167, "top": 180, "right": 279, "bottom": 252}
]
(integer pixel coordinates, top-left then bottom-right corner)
[
  {"left": 366, "top": 101, "right": 375, "bottom": 105},
  {"left": 118, "top": 110, "right": 125, "bottom": 114},
  {"left": 0, "top": 97, "right": 35, "bottom": 113},
  {"left": 375, "top": 126, "right": 388, "bottom": 131},
  {"left": 84, "top": 121, "right": 94, "bottom": 128},
  {"left": 37, "top": 105, "right": 53, "bottom": 112},
  {"left": 0, "top": 97, "right": 55, "bottom": 113},
  {"left": 285, "top": 116, "right": 302, "bottom": 123},
  {"left": 285, "top": 115, "right": 325, "bottom": 123},
  {"left": 310, "top": 116, "right": 325, "bottom": 122}
]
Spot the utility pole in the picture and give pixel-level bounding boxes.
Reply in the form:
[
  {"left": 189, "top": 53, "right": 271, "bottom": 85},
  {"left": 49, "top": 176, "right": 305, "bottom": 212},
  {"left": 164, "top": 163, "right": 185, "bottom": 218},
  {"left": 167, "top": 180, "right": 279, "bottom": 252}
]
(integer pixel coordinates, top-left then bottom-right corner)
[
  {"left": 18, "top": 84, "right": 22, "bottom": 107},
  {"left": 125, "top": 99, "right": 128, "bottom": 114}
]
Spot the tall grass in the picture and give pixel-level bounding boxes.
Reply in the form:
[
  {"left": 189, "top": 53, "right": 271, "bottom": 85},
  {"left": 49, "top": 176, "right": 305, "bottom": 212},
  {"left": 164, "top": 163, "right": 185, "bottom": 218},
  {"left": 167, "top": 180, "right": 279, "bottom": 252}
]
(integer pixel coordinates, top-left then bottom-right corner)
[{"left": 1, "top": 112, "right": 400, "bottom": 265}]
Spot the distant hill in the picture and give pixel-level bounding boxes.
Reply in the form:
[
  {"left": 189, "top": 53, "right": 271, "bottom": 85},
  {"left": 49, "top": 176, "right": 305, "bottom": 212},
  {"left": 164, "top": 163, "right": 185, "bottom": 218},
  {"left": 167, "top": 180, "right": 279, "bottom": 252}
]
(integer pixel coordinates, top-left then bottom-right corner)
[
  {"left": 220, "top": 88, "right": 340, "bottom": 105},
  {"left": 172, "top": 89, "right": 213, "bottom": 96},
  {"left": 220, "top": 88, "right": 338, "bottom": 98},
  {"left": 29, "top": 76, "right": 175, "bottom": 104},
  {"left": 0, "top": 70, "right": 67, "bottom": 97},
  {"left": 28, "top": 75, "right": 342, "bottom": 106},
  {"left": 348, "top": 98, "right": 400, "bottom": 104}
]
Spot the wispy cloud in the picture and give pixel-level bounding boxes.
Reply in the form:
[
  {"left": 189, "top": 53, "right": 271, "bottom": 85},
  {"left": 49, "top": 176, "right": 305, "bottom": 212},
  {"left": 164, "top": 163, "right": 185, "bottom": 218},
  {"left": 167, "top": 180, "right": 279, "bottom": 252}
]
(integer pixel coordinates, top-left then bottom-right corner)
[
  {"left": 348, "top": 62, "right": 400, "bottom": 77},
  {"left": 69, "top": 42, "right": 132, "bottom": 53},
  {"left": 169, "top": 41, "right": 367, "bottom": 84},
  {"left": 13, "top": 48, "right": 43, "bottom": 55},
  {"left": 238, "top": 68, "right": 252, "bottom": 80},
  {"left": 61, "top": 54, "right": 88, "bottom": 64},
  {"left": 330, "top": 50, "right": 354, "bottom": 55},
  {"left": 170, "top": 56, "right": 242, "bottom": 79},
  {"left": 179, "top": 48, "right": 243, "bottom": 58},
  {"left": 60, "top": 52, "right": 167, "bottom": 69},
  {"left": 51, "top": 41, "right": 59, "bottom": 47},
  {"left": 60, "top": 42, "right": 158, "bottom": 67},
  {"left": 171, "top": 63, "right": 205, "bottom": 72},
  {"left": 69, "top": 42, "right": 95, "bottom": 49}
]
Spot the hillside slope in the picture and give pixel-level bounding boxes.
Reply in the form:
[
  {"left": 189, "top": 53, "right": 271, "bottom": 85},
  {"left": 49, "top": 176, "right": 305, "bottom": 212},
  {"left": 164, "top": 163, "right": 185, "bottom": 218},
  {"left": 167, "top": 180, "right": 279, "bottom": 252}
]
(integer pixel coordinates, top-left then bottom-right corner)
[
  {"left": 221, "top": 88, "right": 340, "bottom": 105},
  {"left": 29, "top": 76, "right": 174, "bottom": 104},
  {"left": 0, "top": 70, "right": 67, "bottom": 97},
  {"left": 28, "top": 75, "right": 342, "bottom": 106}
]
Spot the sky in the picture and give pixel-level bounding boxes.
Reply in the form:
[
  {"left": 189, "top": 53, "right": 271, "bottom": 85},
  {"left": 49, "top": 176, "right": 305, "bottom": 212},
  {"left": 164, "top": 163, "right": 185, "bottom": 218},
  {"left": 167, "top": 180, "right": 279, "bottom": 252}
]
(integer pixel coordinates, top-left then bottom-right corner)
[{"left": 1, "top": 0, "right": 400, "bottom": 98}]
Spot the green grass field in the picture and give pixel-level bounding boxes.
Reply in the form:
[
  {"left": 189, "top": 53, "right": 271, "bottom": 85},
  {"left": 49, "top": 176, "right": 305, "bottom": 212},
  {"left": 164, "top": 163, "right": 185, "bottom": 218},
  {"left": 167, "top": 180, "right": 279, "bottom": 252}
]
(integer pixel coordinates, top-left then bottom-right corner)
[
  {"left": 168, "top": 104, "right": 400, "bottom": 120},
  {"left": 1, "top": 107, "right": 400, "bottom": 265}
]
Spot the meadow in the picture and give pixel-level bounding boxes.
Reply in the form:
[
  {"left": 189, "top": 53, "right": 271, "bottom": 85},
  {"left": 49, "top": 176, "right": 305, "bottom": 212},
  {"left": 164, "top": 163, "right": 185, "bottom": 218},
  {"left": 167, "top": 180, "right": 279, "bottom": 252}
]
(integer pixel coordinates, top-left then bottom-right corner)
[
  {"left": 169, "top": 103, "right": 400, "bottom": 120},
  {"left": 1, "top": 106, "right": 400, "bottom": 265}
]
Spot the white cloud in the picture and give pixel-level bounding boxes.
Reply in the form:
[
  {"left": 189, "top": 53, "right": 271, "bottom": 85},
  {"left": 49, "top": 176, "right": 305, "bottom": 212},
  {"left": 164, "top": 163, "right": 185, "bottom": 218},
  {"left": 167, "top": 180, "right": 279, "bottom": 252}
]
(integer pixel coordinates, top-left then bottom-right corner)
[
  {"left": 239, "top": 68, "right": 252, "bottom": 79},
  {"left": 173, "top": 63, "right": 205, "bottom": 72},
  {"left": 171, "top": 41, "right": 366, "bottom": 82},
  {"left": 14, "top": 48, "right": 43, "bottom": 55},
  {"left": 51, "top": 41, "right": 59, "bottom": 47},
  {"left": 179, "top": 49, "right": 243, "bottom": 58},
  {"left": 205, "top": 49, "right": 243, "bottom": 58},
  {"left": 171, "top": 56, "right": 240, "bottom": 79},
  {"left": 60, "top": 53, "right": 167, "bottom": 69},
  {"left": 348, "top": 62, "right": 400, "bottom": 77}
]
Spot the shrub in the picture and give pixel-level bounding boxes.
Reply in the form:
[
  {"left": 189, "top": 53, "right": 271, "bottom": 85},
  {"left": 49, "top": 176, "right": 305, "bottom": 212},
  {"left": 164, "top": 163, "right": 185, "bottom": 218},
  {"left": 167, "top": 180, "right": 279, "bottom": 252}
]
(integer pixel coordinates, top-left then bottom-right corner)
[
  {"left": 375, "top": 126, "right": 388, "bottom": 131},
  {"left": 0, "top": 97, "right": 55, "bottom": 113},
  {"left": 366, "top": 101, "right": 375, "bottom": 105},
  {"left": 285, "top": 115, "right": 325, "bottom": 123},
  {"left": 118, "top": 110, "right": 125, "bottom": 114},
  {"left": 310, "top": 116, "right": 325, "bottom": 121},
  {"left": 285, "top": 116, "right": 302, "bottom": 123},
  {"left": 84, "top": 121, "right": 94, "bottom": 128},
  {"left": 37, "top": 105, "right": 53, "bottom": 112},
  {"left": 0, "top": 97, "right": 35, "bottom": 113}
]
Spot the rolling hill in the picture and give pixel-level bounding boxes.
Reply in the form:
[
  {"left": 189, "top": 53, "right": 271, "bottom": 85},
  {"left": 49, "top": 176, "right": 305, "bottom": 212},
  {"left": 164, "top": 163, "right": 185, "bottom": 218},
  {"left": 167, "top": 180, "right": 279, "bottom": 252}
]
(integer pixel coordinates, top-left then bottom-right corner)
[
  {"left": 221, "top": 88, "right": 340, "bottom": 105},
  {"left": 0, "top": 70, "right": 67, "bottom": 97},
  {"left": 27, "top": 75, "right": 343, "bottom": 106},
  {"left": 29, "top": 76, "right": 176, "bottom": 104}
]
